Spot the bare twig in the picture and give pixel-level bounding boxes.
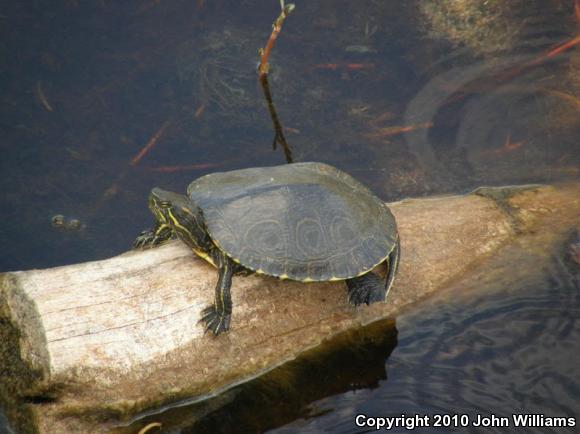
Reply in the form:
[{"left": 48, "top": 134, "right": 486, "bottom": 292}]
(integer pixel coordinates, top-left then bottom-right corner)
[
  {"left": 258, "top": 1, "right": 295, "bottom": 77},
  {"left": 257, "top": 1, "right": 295, "bottom": 163},
  {"left": 260, "top": 74, "right": 293, "bottom": 163}
]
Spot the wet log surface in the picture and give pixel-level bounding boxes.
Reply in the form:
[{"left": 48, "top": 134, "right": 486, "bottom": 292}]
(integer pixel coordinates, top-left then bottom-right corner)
[{"left": 1, "top": 183, "right": 579, "bottom": 434}]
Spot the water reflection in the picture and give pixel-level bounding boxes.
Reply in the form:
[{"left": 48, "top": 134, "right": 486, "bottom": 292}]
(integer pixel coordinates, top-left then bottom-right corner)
[
  {"left": 401, "top": 0, "right": 579, "bottom": 195},
  {"left": 273, "top": 243, "right": 580, "bottom": 433},
  {"left": 111, "top": 320, "right": 397, "bottom": 434}
]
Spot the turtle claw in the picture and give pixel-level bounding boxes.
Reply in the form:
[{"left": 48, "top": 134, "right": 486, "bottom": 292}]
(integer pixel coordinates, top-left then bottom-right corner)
[
  {"left": 133, "top": 226, "right": 174, "bottom": 249},
  {"left": 347, "top": 288, "right": 370, "bottom": 306},
  {"left": 200, "top": 305, "right": 231, "bottom": 336},
  {"left": 133, "top": 230, "right": 156, "bottom": 249}
]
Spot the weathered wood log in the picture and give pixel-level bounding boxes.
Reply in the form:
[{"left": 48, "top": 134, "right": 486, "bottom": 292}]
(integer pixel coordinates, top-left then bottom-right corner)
[{"left": 1, "top": 183, "right": 579, "bottom": 433}]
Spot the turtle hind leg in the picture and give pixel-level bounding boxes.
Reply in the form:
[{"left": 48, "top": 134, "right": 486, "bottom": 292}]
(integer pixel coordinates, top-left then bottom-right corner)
[
  {"left": 200, "top": 252, "right": 234, "bottom": 336},
  {"left": 346, "top": 237, "right": 401, "bottom": 306},
  {"left": 346, "top": 272, "right": 386, "bottom": 306},
  {"left": 384, "top": 237, "right": 401, "bottom": 300}
]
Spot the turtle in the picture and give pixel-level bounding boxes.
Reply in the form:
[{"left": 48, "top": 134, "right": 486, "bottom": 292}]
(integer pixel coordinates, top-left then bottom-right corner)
[{"left": 134, "top": 162, "right": 400, "bottom": 335}]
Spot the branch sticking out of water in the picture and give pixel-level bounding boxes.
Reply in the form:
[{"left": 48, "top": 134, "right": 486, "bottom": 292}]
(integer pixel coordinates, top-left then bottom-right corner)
[
  {"left": 257, "top": 1, "right": 295, "bottom": 163},
  {"left": 260, "top": 73, "right": 293, "bottom": 163},
  {"left": 258, "top": 0, "right": 295, "bottom": 77}
]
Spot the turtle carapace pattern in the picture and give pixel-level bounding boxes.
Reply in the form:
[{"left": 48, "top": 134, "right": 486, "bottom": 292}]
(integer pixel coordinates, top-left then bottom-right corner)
[{"left": 134, "top": 162, "right": 400, "bottom": 335}]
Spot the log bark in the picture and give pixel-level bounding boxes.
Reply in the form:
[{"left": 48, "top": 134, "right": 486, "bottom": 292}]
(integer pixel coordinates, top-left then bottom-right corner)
[{"left": 1, "top": 183, "right": 579, "bottom": 434}]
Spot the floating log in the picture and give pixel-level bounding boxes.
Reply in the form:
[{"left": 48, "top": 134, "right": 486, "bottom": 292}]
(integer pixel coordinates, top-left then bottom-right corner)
[{"left": 1, "top": 183, "right": 578, "bottom": 434}]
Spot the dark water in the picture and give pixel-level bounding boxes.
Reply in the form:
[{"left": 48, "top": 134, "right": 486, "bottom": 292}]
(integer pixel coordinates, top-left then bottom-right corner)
[{"left": 1, "top": 0, "right": 579, "bottom": 432}]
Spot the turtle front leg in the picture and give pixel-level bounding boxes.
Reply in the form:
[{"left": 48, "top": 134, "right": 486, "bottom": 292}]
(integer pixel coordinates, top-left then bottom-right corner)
[
  {"left": 200, "top": 252, "right": 234, "bottom": 336},
  {"left": 133, "top": 223, "right": 174, "bottom": 249}
]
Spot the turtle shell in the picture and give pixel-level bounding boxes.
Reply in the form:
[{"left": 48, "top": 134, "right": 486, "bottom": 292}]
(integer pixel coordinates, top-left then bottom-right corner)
[{"left": 187, "top": 162, "right": 398, "bottom": 282}]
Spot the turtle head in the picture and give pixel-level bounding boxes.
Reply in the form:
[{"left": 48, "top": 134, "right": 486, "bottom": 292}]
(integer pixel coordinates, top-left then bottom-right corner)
[
  {"left": 148, "top": 188, "right": 190, "bottom": 221},
  {"left": 148, "top": 188, "right": 214, "bottom": 263}
]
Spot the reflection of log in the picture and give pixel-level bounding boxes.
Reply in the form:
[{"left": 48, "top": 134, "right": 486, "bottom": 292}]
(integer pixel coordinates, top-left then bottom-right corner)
[
  {"left": 1, "top": 183, "right": 579, "bottom": 433},
  {"left": 114, "top": 319, "right": 398, "bottom": 434}
]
